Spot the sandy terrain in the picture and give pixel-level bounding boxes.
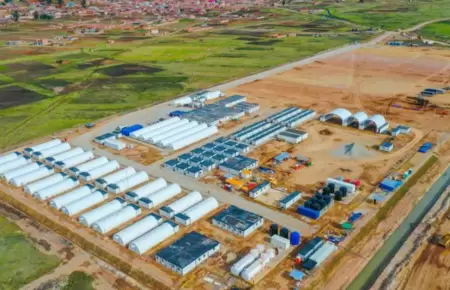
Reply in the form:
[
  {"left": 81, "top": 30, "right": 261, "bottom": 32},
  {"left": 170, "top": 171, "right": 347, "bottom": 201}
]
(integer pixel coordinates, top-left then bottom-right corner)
[{"left": 226, "top": 46, "right": 450, "bottom": 133}]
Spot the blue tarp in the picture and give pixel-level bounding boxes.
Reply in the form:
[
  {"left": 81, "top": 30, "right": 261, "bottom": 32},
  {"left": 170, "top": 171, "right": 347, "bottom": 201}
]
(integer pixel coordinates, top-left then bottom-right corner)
[{"left": 289, "top": 269, "right": 305, "bottom": 281}]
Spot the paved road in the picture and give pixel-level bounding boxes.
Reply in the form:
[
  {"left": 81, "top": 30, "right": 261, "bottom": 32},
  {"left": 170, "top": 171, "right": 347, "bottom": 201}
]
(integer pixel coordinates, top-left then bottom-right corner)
[{"left": 71, "top": 18, "right": 449, "bottom": 234}]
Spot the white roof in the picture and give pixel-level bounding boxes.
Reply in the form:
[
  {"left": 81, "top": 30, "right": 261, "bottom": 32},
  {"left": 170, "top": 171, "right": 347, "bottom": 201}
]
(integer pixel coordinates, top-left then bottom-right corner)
[
  {"left": 348, "top": 111, "right": 368, "bottom": 125},
  {"left": 327, "top": 108, "right": 352, "bottom": 122},
  {"left": 365, "top": 114, "right": 386, "bottom": 129}
]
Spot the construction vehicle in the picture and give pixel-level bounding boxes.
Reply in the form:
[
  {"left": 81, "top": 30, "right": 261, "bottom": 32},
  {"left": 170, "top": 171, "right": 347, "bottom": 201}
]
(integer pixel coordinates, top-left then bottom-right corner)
[{"left": 437, "top": 234, "right": 450, "bottom": 248}]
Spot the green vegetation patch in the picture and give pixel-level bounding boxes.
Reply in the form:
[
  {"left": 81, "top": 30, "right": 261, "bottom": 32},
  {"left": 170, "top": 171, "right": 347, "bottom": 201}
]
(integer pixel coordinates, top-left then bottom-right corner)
[
  {"left": 418, "top": 20, "right": 450, "bottom": 43},
  {"left": 0, "top": 85, "right": 46, "bottom": 109},
  {"left": 76, "top": 58, "right": 107, "bottom": 69},
  {"left": 96, "top": 64, "right": 164, "bottom": 77},
  {"left": 63, "top": 271, "right": 94, "bottom": 290},
  {"left": 0, "top": 215, "right": 60, "bottom": 290}
]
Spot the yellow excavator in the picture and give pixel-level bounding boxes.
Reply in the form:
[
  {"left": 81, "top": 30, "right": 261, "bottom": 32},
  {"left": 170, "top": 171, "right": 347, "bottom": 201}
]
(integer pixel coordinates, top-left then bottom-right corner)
[{"left": 438, "top": 233, "right": 450, "bottom": 248}]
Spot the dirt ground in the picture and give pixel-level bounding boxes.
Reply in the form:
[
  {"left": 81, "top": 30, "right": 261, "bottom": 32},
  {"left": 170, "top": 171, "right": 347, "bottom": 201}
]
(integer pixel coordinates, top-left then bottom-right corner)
[{"left": 226, "top": 46, "right": 450, "bottom": 134}]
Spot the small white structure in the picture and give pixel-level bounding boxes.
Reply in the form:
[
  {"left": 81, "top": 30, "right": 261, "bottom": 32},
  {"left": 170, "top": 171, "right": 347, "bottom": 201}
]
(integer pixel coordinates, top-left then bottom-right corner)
[
  {"left": 44, "top": 147, "right": 84, "bottom": 165},
  {"left": 125, "top": 178, "right": 167, "bottom": 202},
  {"left": 32, "top": 143, "right": 71, "bottom": 160},
  {"left": 130, "top": 117, "right": 181, "bottom": 139},
  {"left": 104, "top": 139, "right": 126, "bottom": 151},
  {"left": 10, "top": 166, "right": 54, "bottom": 187},
  {"left": 113, "top": 213, "right": 163, "bottom": 246},
  {"left": 24, "top": 139, "right": 61, "bottom": 156},
  {"left": 159, "top": 191, "right": 203, "bottom": 218},
  {"left": 231, "top": 249, "right": 260, "bottom": 276},
  {"left": 78, "top": 160, "right": 120, "bottom": 182},
  {"left": 24, "top": 173, "right": 68, "bottom": 194},
  {"left": 95, "top": 167, "right": 136, "bottom": 189},
  {"left": 168, "top": 126, "right": 219, "bottom": 151},
  {"left": 2, "top": 162, "right": 43, "bottom": 182},
  {"left": 138, "top": 183, "right": 182, "bottom": 208},
  {"left": 61, "top": 190, "right": 108, "bottom": 216},
  {"left": 92, "top": 204, "right": 141, "bottom": 234},
  {"left": 54, "top": 151, "right": 95, "bottom": 170},
  {"left": 270, "top": 235, "right": 290, "bottom": 250},
  {"left": 0, "top": 152, "right": 21, "bottom": 165},
  {"left": 0, "top": 156, "right": 32, "bottom": 174},
  {"left": 68, "top": 157, "right": 108, "bottom": 177},
  {"left": 308, "top": 241, "right": 337, "bottom": 268},
  {"left": 106, "top": 171, "right": 149, "bottom": 194},
  {"left": 174, "top": 197, "right": 218, "bottom": 225},
  {"left": 49, "top": 184, "right": 96, "bottom": 209},
  {"left": 326, "top": 178, "right": 356, "bottom": 194},
  {"left": 78, "top": 198, "right": 126, "bottom": 227},
  {"left": 128, "top": 221, "right": 179, "bottom": 255},
  {"left": 379, "top": 142, "right": 394, "bottom": 153},
  {"left": 34, "top": 177, "right": 80, "bottom": 200}
]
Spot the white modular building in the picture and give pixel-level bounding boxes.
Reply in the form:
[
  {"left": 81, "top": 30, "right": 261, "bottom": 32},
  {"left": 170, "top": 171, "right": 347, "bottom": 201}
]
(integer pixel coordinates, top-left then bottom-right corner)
[
  {"left": 24, "top": 139, "right": 61, "bottom": 156},
  {"left": 44, "top": 147, "right": 84, "bottom": 165},
  {"left": 326, "top": 178, "right": 356, "bottom": 194},
  {"left": 0, "top": 156, "right": 32, "bottom": 174},
  {"left": 79, "top": 198, "right": 126, "bottom": 226},
  {"left": 62, "top": 190, "right": 109, "bottom": 216},
  {"left": 171, "top": 96, "right": 192, "bottom": 106},
  {"left": 49, "top": 184, "right": 96, "bottom": 209},
  {"left": 32, "top": 143, "right": 71, "bottom": 160},
  {"left": 68, "top": 157, "right": 109, "bottom": 177},
  {"left": 203, "top": 90, "right": 223, "bottom": 100},
  {"left": 113, "top": 213, "right": 163, "bottom": 246},
  {"left": 231, "top": 249, "right": 260, "bottom": 276},
  {"left": 241, "top": 251, "right": 275, "bottom": 281},
  {"left": 0, "top": 152, "right": 21, "bottom": 165},
  {"left": 128, "top": 221, "right": 179, "bottom": 255},
  {"left": 107, "top": 171, "right": 149, "bottom": 194},
  {"left": 159, "top": 191, "right": 203, "bottom": 218},
  {"left": 174, "top": 197, "right": 219, "bottom": 226},
  {"left": 130, "top": 117, "right": 181, "bottom": 139},
  {"left": 270, "top": 235, "right": 290, "bottom": 250},
  {"left": 125, "top": 178, "right": 167, "bottom": 202},
  {"left": 104, "top": 139, "right": 126, "bottom": 151},
  {"left": 78, "top": 160, "right": 120, "bottom": 182},
  {"left": 92, "top": 204, "right": 141, "bottom": 234},
  {"left": 158, "top": 124, "right": 208, "bottom": 147},
  {"left": 2, "top": 162, "right": 43, "bottom": 182},
  {"left": 95, "top": 167, "right": 136, "bottom": 189},
  {"left": 139, "top": 119, "right": 189, "bottom": 141},
  {"left": 54, "top": 151, "right": 94, "bottom": 171},
  {"left": 34, "top": 177, "right": 80, "bottom": 200},
  {"left": 149, "top": 121, "right": 199, "bottom": 144},
  {"left": 138, "top": 183, "right": 182, "bottom": 209},
  {"left": 24, "top": 172, "right": 68, "bottom": 194},
  {"left": 168, "top": 126, "right": 218, "bottom": 151},
  {"left": 308, "top": 241, "right": 337, "bottom": 268},
  {"left": 10, "top": 166, "right": 54, "bottom": 187}
]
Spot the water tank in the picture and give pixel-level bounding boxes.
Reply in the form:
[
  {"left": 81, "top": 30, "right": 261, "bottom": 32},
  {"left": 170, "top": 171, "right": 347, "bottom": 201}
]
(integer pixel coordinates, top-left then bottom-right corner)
[
  {"left": 334, "top": 192, "right": 343, "bottom": 201},
  {"left": 340, "top": 186, "right": 348, "bottom": 197},
  {"left": 322, "top": 187, "right": 330, "bottom": 195},
  {"left": 290, "top": 232, "right": 301, "bottom": 246},
  {"left": 269, "top": 224, "right": 278, "bottom": 236},
  {"left": 280, "top": 227, "right": 289, "bottom": 239},
  {"left": 328, "top": 183, "right": 335, "bottom": 193}
]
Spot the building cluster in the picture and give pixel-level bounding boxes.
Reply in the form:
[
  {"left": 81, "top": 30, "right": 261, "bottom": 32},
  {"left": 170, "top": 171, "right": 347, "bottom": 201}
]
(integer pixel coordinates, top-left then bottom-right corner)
[
  {"left": 295, "top": 237, "right": 337, "bottom": 271},
  {"left": 320, "top": 108, "right": 390, "bottom": 134}
]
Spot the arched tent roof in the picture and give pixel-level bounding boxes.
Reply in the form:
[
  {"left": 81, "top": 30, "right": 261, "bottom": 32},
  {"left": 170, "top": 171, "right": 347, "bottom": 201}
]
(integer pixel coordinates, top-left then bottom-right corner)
[
  {"left": 348, "top": 112, "right": 369, "bottom": 125},
  {"left": 325, "top": 108, "right": 352, "bottom": 124},
  {"left": 365, "top": 114, "right": 386, "bottom": 129}
]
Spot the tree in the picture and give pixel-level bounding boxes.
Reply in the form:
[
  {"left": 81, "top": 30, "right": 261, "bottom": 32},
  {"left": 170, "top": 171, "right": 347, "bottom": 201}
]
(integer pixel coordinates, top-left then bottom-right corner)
[
  {"left": 81, "top": 0, "right": 87, "bottom": 8},
  {"left": 11, "top": 10, "right": 20, "bottom": 22}
]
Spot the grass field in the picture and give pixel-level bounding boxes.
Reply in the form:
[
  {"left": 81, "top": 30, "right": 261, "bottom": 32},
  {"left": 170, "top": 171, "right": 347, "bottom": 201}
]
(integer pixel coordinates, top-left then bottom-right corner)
[
  {"left": 0, "top": 9, "right": 373, "bottom": 149},
  {"left": 418, "top": 20, "right": 450, "bottom": 43},
  {"left": 0, "top": 215, "right": 60, "bottom": 290},
  {"left": 315, "top": 0, "right": 450, "bottom": 30},
  {"left": 63, "top": 271, "right": 94, "bottom": 290}
]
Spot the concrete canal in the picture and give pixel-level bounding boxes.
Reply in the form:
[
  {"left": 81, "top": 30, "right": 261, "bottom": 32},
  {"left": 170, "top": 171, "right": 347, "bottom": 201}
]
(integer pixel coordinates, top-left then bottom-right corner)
[{"left": 347, "top": 166, "right": 450, "bottom": 290}]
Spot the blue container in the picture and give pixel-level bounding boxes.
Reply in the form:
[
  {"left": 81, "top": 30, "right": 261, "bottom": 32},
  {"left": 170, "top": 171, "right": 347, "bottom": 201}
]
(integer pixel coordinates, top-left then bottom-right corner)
[
  {"left": 290, "top": 231, "right": 301, "bottom": 245},
  {"left": 297, "top": 206, "right": 320, "bottom": 220},
  {"left": 121, "top": 124, "right": 143, "bottom": 136},
  {"left": 169, "top": 110, "right": 185, "bottom": 117}
]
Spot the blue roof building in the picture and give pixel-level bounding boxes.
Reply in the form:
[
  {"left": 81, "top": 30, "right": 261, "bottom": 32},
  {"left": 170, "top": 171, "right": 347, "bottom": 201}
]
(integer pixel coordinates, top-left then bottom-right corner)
[
  {"left": 202, "top": 143, "right": 216, "bottom": 151},
  {"left": 164, "top": 159, "right": 179, "bottom": 170},
  {"left": 212, "top": 205, "right": 264, "bottom": 237},
  {"left": 219, "top": 155, "right": 258, "bottom": 175},
  {"left": 379, "top": 142, "right": 394, "bottom": 152}
]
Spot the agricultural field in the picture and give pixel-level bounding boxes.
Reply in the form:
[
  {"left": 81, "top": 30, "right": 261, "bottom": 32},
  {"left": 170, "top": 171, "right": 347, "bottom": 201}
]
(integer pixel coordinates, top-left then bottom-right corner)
[
  {"left": 0, "top": 214, "right": 60, "bottom": 290},
  {"left": 0, "top": 9, "right": 373, "bottom": 150},
  {"left": 308, "top": 0, "right": 450, "bottom": 30},
  {"left": 417, "top": 20, "right": 450, "bottom": 43}
]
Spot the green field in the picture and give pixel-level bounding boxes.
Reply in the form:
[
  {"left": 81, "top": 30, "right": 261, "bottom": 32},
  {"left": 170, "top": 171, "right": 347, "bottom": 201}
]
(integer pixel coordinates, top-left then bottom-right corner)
[
  {"left": 313, "top": 0, "right": 450, "bottom": 30},
  {"left": 0, "top": 215, "right": 60, "bottom": 290},
  {"left": 63, "top": 271, "right": 94, "bottom": 290},
  {"left": 418, "top": 20, "right": 450, "bottom": 43},
  {"left": 0, "top": 9, "right": 373, "bottom": 149}
]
